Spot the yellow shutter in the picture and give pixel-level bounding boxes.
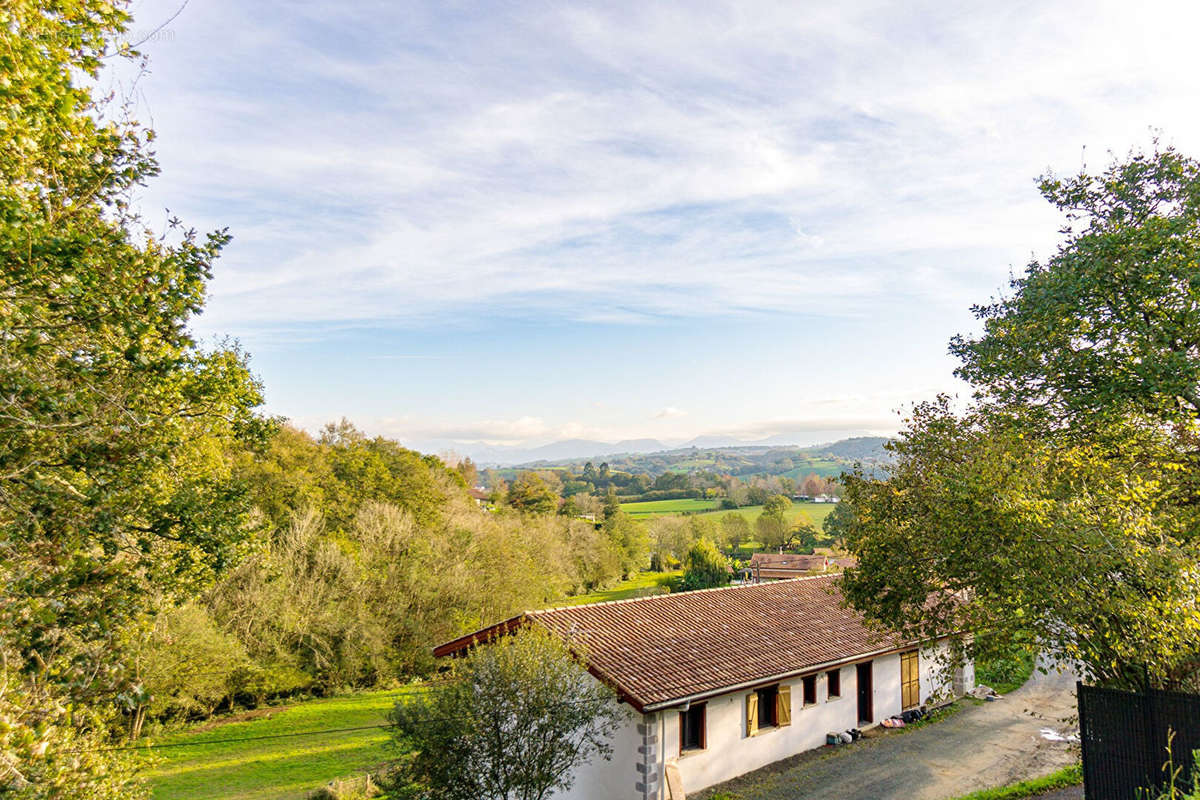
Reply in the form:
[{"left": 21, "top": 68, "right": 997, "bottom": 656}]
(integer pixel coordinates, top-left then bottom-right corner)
[
  {"left": 746, "top": 692, "right": 758, "bottom": 736},
  {"left": 777, "top": 684, "right": 791, "bottom": 727},
  {"left": 901, "top": 650, "right": 920, "bottom": 709}
]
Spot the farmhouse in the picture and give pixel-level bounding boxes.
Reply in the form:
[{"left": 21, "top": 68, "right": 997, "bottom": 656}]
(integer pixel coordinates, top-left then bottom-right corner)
[
  {"left": 748, "top": 551, "right": 829, "bottom": 580},
  {"left": 434, "top": 574, "right": 973, "bottom": 800}
]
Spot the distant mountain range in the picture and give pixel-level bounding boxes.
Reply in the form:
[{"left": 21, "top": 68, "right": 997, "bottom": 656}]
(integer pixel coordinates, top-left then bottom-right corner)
[{"left": 410, "top": 428, "right": 889, "bottom": 467}]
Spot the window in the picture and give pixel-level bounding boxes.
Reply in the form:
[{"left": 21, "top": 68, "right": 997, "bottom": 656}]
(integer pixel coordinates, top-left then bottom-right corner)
[
  {"left": 901, "top": 650, "right": 920, "bottom": 709},
  {"left": 757, "top": 685, "right": 778, "bottom": 729},
  {"left": 827, "top": 668, "right": 841, "bottom": 699},
  {"left": 679, "top": 703, "right": 706, "bottom": 753},
  {"left": 802, "top": 674, "right": 817, "bottom": 706},
  {"left": 746, "top": 683, "right": 791, "bottom": 735}
]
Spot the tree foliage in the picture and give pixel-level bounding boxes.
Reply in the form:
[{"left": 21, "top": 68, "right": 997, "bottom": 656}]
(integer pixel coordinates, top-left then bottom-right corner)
[
  {"left": 755, "top": 495, "right": 791, "bottom": 550},
  {"left": 952, "top": 143, "right": 1200, "bottom": 429},
  {"left": 679, "top": 537, "right": 731, "bottom": 591},
  {"left": 842, "top": 144, "right": 1200, "bottom": 691},
  {"left": 385, "top": 628, "right": 622, "bottom": 800},
  {"left": 2, "top": 0, "right": 270, "bottom": 792},
  {"left": 507, "top": 472, "right": 560, "bottom": 515}
]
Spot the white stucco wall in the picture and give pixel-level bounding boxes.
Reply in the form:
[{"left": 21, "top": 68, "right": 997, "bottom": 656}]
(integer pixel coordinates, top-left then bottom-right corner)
[
  {"left": 550, "top": 698, "right": 644, "bottom": 800},
  {"left": 667, "top": 665, "right": 860, "bottom": 793},
  {"left": 554, "top": 642, "right": 973, "bottom": 800}
]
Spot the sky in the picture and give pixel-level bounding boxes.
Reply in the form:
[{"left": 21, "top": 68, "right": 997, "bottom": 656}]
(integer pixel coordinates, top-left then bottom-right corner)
[{"left": 108, "top": 0, "right": 1200, "bottom": 458}]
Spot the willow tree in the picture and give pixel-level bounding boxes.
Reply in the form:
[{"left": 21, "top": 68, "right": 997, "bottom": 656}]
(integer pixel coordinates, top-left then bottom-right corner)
[
  {"left": 2, "top": 1, "right": 267, "bottom": 792},
  {"left": 841, "top": 144, "right": 1200, "bottom": 691}
]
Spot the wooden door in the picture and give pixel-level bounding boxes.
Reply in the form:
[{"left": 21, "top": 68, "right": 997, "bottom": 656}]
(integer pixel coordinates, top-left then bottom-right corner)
[{"left": 857, "top": 661, "right": 873, "bottom": 723}]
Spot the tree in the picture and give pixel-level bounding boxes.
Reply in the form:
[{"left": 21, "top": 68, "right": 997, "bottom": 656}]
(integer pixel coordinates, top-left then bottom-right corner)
[
  {"left": 604, "top": 511, "right": 649, "bottom": 577},
  {"left": 601, "top": 487, "right": 621, "bottom": 521},
  {"left": 457, "top": 457, "right": 479, "bottom": 488},
  {"left": 507, "top": 472, "right": 559, "bottom": 515},
  {"left": 951, "top": 143, "right": 1200, "bottom": 430},
  {"left": 821, "top": 498, "right": 855, "bottom": 550},
  {"left": 2, "top": 0, "right": 266, "bottom": 693},
  {"left": 720, "top": 513, "right": 751, "bottom": 553},
  {"left": 755, "top": 495, "right": 791, "bottom": 550},
  {"left": 385, "top": 628, "right": 622, "bottom": 800},
  {"left": 841, "top": 144, "right": 1200, "bottom": 692},
  {"left": 790, "top": 520, "right": 820, "bottom": 553},
  {"left": 1, "top": 1, "right": 269, "bottom": 790},
  {"left": 679, "top": 538, "right": 731, "bottom": 592}
]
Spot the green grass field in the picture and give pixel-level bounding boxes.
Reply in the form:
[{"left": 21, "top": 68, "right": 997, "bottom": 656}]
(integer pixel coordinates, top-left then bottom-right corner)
[
  {"left": 618, "top": 499, "right": 837, "bottom": 531},
  {"left": 618, "top": 498, "right": 721, "bottom": 517},
  {"left": 696, "top": 501, "right": 835, "bottom": 529},
  {"left": 141, "top": 689, "right": 415, "bottom": 800},
  {"left": 557, "top": 571, "right": 680, "bottom": 606}
]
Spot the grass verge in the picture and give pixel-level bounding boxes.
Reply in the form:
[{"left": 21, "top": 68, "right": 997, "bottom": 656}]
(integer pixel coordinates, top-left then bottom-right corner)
[
  {"left": 948, "top": 764, "right": 1082, "bottom": 800},
  {"left": 140, "top": 688, "right": 418, "bottom": 800},
  {"left": 557, "top": 571, "right": 680, "bottom": 606}
]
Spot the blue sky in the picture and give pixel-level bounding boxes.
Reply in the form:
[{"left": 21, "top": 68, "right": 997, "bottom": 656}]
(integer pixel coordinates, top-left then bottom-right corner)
[{"left": 112, "top": 0, "right": 1200, "bottom": 455}]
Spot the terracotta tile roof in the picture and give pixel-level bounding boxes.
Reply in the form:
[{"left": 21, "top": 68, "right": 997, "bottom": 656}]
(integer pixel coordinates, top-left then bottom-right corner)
[
  {"left": 434, "top": 575, "right": 911, "bottom": 711},
  {"left": 749, "top": 553, "right": 828, "bottom": 573}
]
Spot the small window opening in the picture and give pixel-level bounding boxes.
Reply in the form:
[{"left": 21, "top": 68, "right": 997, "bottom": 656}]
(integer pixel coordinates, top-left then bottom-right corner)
[
  {"left": 802, "top": 674, "right": 817, "bottom": 706},
  {"left": 680, "top": 703, "right": 706, "bottom": 752},
  {"left": 757, "top": 685, "right": 779, "bottom": 728}
]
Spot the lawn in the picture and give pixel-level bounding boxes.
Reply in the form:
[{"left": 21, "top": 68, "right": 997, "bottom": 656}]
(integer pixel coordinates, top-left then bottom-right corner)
[
  {"left": 556, "top": 571, "right": 680, "bottom": 605},
  {"left": 619, "top": 498, "right": 721, "bottom": 518},
  {"left": 620, "top": 499, "right": 837, "bottom": 531},
  {"left": 695, "top": 501, "right": 836, "bottom": 530},
  {"left": 140, "top": 688, "right": 416, "bottom": 800}
]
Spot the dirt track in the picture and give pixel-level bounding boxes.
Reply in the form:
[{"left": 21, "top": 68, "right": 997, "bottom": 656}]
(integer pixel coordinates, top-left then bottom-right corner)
[{"left": 693, "top": 658, "right": 1079, "bottom": 800}]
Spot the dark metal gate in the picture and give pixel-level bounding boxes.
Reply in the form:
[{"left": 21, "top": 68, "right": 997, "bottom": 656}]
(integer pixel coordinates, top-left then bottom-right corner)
[{"left": 1077, "top": 682, "right": 1200, "bottom": 799}]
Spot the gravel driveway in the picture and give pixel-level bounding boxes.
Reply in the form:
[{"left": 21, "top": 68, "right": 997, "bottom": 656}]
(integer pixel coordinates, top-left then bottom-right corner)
[{"left": 693, "top": 658, "right": 1079, "bottom": 800}]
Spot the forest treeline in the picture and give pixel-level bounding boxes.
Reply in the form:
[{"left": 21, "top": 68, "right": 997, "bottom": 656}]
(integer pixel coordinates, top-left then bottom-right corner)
[
  {"left": 123, "top": 422, "right": 652, "bottom": 737},
  {"left": 125, "top": 421, "right": 839, "bottom": 735},
  {"left": 492, "top": 462, "right": 842, "bottom": 514}
]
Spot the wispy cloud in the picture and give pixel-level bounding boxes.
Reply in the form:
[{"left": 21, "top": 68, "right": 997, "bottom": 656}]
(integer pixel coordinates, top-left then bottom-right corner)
[
  {"left": 107, "top": 0, "right": 1200, "bottom": 449},
  {"left": 119, "top": 0, "right": 1200, "bottom": 339}
]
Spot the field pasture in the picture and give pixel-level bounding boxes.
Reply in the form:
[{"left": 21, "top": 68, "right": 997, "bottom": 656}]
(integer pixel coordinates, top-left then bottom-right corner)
[
  {"left": 617, "top": 498, "right": 721, "bottom": 518},
  {"left": 141, "top": 690, "right": 408, "bottom": 800},
  {"left": 620, "top": 499, "right": 836, "bottom": 529}
]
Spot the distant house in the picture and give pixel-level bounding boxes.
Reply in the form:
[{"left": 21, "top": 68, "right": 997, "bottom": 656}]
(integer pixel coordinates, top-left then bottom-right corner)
[
  {"left": 812, "top": 494, "right": 840, "bottom": 503},
  {"left": 748, "top": 551, "right": 829, "bottom": 581},
  {"left": 435, "top": 576, "right": 973, "bottom": 800},
  {"left": 468, "top": 487, "right": 490, "bottom": 507}
]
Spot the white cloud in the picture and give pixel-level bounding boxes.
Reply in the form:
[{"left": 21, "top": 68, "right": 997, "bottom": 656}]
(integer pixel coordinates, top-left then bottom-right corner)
[
  {"left": 655, "top": 407, "right": 688, "bottom": 419},
  {"left": 113, "top": 0, "right": 1200, "bottom": 338}
]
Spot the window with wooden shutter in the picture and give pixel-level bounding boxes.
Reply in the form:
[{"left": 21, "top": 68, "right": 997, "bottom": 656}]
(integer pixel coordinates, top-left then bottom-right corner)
[
  {"left": 756, "top": 685, "right": 778, "bottom": 729},
  {"left": 777, "top": 684, "right": 792, "bottom": 726},
  {"left": 746, "top": 692, "right": 759, "bottom": 736},
  {"left": 901, "top": 650, "right": 920, "bottom": 709}
]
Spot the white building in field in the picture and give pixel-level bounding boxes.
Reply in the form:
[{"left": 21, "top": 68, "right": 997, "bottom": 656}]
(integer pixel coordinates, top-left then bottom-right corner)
[{"left": 435, "top": 575, "right": 973, "bottom": 800}]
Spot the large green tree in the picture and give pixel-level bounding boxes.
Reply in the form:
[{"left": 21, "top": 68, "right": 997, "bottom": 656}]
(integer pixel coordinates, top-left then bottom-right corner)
[
  {"left": 841, "top": 144, "right": 1200, "bottom": 691},
  {"left": 1, "top": 0, "right": 267, "bottom": 791},
  {"left": 952, "top": 143, "right": 1200, "bottom": 429},
  {"left": 679, "top": 537, "right": 731, "bottom": 591}
]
